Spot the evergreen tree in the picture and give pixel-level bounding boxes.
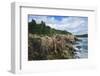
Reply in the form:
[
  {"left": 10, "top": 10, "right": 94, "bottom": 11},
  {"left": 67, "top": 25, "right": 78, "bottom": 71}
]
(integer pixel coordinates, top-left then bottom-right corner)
[{"left": 28, "top": 19, "right": 71, "bottom": 35}]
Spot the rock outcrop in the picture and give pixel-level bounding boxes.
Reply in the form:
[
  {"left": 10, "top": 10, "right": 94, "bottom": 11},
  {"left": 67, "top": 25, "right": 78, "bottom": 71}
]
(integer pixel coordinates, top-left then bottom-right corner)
[{"left": 28, "top": 34, "right": 77, "bottom": 60}]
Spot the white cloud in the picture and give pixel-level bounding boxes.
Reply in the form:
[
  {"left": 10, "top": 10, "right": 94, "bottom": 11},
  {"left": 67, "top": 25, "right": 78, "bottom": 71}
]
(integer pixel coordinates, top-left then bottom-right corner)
[{"left": 28, "top": 15, "right": 88, "bottom": 35}]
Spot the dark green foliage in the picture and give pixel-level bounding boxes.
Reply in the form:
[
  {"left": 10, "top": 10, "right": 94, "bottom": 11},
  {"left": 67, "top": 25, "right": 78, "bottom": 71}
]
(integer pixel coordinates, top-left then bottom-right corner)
[{"left": 28, "top": 19, "right": 72, "bottom": 35}]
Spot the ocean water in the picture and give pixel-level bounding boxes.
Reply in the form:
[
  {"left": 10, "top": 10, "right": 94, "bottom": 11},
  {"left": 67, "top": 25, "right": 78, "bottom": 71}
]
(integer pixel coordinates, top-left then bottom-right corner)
[{"left": 74, "top": 37, "right": 88, "bottom": 58}]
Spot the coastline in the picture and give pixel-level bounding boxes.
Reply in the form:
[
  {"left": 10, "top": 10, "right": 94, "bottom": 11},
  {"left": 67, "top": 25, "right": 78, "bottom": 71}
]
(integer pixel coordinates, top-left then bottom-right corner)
[{"left": 28, "top": 33, "right": 79, "bottom": 60}]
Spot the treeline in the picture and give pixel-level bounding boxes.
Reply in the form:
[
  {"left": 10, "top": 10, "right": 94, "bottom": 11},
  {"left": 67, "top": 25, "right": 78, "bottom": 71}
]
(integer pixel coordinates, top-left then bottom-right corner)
[
  {"left": 76, "top": 34, "right": 88, "bottom": 37},
  {"left": 28, "top": 19, "right": 72, "bottom": 36}
]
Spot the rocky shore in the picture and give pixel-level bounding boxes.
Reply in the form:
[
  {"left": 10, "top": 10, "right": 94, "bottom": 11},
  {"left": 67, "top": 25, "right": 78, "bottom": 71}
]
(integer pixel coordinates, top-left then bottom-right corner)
[{"left": 28, "top": 33, "right": 79, "bottom": 60}]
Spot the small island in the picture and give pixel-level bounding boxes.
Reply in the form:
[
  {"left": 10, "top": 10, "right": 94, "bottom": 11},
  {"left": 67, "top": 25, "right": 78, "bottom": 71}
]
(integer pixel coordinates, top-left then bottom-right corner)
[{"left": 76, "top": 34, "right": 88, "bottom": 37}]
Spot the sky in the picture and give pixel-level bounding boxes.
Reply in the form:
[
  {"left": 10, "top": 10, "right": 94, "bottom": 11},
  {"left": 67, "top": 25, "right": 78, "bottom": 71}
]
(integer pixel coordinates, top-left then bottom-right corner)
[{"left": 28, "top": 15, "right": 88, "bottom": 35}]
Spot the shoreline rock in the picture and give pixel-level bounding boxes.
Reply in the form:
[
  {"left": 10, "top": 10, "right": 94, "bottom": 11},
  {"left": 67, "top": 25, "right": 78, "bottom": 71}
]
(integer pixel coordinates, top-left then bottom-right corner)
[{"left": 28, "top": 33, "right": 78, "bottom": 60}]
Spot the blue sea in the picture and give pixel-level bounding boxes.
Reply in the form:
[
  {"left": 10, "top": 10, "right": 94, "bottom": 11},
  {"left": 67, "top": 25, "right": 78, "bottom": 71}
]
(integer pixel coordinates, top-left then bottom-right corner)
[{"left": 74, "top": 37, "right": 88, "bottom": 58}]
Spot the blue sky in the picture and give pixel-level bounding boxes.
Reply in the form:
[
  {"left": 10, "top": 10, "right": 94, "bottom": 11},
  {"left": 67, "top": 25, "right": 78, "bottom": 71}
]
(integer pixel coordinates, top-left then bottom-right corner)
[{"left": 28, "top": 15, "right": 88, "bottom": 35}]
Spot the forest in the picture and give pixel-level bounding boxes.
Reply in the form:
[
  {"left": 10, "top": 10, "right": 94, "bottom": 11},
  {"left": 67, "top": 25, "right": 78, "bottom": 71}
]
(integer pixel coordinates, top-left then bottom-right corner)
[{"left": 28, "top": 19, "right": 72, "bottom": 36}]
